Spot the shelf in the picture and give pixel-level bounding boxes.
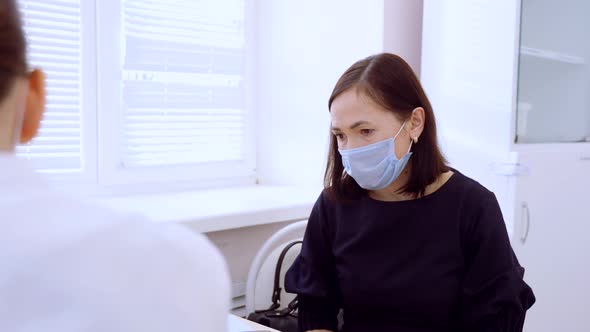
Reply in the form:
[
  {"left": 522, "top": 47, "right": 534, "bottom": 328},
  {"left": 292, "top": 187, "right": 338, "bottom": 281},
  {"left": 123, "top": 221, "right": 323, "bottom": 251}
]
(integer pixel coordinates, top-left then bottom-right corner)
[{"left": 520, "top": 46, "right": 585, "bottom": 65}]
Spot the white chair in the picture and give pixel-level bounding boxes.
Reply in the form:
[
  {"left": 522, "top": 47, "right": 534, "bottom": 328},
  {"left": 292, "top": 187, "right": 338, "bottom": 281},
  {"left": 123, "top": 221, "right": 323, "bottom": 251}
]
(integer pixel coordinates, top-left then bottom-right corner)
[{"left": 245, "top": 220, "right": 308, "bottom": 316}]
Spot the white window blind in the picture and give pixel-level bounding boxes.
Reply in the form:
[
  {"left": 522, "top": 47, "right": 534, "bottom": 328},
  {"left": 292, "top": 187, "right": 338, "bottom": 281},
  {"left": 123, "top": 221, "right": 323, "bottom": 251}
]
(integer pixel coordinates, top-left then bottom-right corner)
[
  {"left": 16, "top": 0, "right": 82, "bottom": 174},
  {"left": 121, "top": 0, "right": 248, "bottom": 168}
]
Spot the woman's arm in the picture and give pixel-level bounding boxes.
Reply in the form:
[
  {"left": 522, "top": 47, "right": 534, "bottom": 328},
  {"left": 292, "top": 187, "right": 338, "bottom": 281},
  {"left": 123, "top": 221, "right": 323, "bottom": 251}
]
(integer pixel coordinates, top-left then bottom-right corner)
[
  {"left": 285, "top": 192, "right": 341, "bottom": 332},
  {"left": 461, "top": 190, "right": 535, "bottom": 331}
]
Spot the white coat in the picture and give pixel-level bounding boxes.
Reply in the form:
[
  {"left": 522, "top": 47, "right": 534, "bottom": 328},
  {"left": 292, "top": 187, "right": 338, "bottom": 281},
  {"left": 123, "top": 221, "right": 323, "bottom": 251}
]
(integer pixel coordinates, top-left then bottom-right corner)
[{"left": 0, "top": 154, "right": 230, "bottom": 332}]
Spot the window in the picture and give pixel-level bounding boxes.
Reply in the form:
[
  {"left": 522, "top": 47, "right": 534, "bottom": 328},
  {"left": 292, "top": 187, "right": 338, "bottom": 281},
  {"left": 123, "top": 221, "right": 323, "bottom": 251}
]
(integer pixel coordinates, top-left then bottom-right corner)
[{"left": 17, "top": 0, "right": 255, "bottom": 192}]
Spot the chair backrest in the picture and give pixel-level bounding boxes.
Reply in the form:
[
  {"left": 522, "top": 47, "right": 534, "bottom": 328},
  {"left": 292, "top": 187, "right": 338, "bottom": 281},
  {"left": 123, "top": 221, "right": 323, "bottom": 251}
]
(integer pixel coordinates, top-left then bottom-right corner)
[{"left": 245, "top": 220, "right": 308, "bottom": 315}]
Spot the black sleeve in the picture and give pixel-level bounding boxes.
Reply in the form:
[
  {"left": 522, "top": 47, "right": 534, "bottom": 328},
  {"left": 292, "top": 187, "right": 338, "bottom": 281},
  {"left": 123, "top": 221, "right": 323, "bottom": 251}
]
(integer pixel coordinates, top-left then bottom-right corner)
[
  {"left": 461, "top": 191, "right": 536, "bottom": 331},
  {"left": 285, "top": 192, "right": 340, "bottom": 332}
]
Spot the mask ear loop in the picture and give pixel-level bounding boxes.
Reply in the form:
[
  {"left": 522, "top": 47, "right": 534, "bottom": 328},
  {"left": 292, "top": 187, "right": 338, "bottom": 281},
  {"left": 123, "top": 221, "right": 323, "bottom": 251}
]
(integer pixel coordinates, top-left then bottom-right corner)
[
  {"left": 393, "top": 121, "right": 407, "bottom": 140},
  {"left": 406, "top": 138, "right": 413, "bottom": 154},
  {"left": 393, "top": 121, "right": 413, "bottom": 154},
  {"left": 405, "top": 108, "right": 422, "bottom": 153}
]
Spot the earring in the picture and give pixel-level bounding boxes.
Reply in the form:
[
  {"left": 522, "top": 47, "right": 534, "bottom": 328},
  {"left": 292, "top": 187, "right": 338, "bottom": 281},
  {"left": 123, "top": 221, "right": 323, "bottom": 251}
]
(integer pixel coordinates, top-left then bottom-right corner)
[{"left": 412, "top": 136, "right": 419, "bottom": 144}]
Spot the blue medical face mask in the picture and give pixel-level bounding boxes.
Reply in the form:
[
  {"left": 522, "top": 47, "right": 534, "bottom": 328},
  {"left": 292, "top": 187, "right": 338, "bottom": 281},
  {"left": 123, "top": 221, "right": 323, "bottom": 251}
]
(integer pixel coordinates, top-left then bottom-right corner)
[{"left": 338, "top": 122, "right": 413, "bottom": 190}]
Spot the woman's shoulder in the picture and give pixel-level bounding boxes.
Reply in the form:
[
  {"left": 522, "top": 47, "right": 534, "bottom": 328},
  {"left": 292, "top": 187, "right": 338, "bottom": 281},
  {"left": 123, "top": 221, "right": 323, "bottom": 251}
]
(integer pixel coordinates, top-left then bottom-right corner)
[
  {"left": 315, "top": 187, "right": 368, "bottom": 214},
  {"left": 311, "top": 189, "right": 340, "bottom": 220},
  {"left": 450, "top": 169, "right": 506, "bottom": 237},
  {"left": 439, "top": 169, "right": 503, "bottom": 229},
  {"left": 313, "top": 187, "right": 342, "bottom": 209},
  {"left": 310, "top": 188, "right": 367, "bottom": 229},
  {"left": 448, "top": 169, "right": 496, "bottom": 203}
]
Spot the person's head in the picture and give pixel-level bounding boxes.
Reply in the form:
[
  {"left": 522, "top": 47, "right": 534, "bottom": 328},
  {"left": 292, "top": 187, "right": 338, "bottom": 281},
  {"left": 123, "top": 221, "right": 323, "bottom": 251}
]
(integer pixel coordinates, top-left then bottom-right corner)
[
  {"left": 325, "top": 53, "right": 448, "bottom": 200},
  {"left": 0, "top": 0, "right": 45, "bottom": 151}
]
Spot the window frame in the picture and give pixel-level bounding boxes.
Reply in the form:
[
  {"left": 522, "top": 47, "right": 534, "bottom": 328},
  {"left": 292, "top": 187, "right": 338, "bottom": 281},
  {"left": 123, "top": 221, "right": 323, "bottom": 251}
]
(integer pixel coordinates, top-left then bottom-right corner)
[{"left": 18, "top": 0, "right": 258, "bottom": 194}]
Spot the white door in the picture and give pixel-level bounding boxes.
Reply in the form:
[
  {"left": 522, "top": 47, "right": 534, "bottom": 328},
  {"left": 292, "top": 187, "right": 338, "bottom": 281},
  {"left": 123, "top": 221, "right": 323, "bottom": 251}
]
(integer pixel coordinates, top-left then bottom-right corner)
[
  {"left": 421, "top": 0, "right": 521, "bottom": 233},
  {"left": 513, "top": 150, "right": 590, "bottom": 332}
]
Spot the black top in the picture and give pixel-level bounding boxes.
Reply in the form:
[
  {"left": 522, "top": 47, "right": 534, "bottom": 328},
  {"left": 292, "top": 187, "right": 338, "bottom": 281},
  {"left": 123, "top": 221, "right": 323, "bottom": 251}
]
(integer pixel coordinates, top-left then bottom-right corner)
[{"left": 285, "top": 170, "right": 535, "bottom": 332}]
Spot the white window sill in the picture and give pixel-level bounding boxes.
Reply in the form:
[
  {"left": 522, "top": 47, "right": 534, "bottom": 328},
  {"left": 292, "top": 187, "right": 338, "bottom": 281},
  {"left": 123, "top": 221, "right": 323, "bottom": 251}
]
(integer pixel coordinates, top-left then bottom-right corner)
[{"left": 93, "top": 185, "right": 321, "bottom": 233}]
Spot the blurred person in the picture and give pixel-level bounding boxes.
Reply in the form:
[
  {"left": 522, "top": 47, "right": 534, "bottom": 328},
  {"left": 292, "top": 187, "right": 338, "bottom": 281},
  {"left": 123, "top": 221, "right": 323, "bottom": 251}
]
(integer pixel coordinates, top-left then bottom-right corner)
[{"left": 0, "top": 1, "right": 229, "bottom": 331}]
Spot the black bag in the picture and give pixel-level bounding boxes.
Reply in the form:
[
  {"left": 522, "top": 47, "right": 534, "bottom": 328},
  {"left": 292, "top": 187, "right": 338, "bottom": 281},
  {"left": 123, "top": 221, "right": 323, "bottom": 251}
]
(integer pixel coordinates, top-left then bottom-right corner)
[{"left": 247, "top": 240, "right": 302, "bottom": 332}]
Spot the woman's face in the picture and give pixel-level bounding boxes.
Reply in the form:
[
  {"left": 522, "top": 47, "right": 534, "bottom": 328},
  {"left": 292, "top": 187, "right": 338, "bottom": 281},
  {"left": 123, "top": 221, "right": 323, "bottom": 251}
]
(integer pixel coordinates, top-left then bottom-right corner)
[{"left": 330, "top": 88, "right": 413, "bottom": 159}]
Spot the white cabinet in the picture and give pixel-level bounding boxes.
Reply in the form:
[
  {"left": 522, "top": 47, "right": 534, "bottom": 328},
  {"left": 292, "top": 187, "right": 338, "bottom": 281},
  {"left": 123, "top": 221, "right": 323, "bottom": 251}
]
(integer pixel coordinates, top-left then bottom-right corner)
[
  {"left": 421, "top": 1, "right": 590, "bottom": 331},
  {"left": 516, "top": 0, "right": 590, "bottom": 143},
  {"left": 513, "top": 151, "right": 590, "bottom": 331}
]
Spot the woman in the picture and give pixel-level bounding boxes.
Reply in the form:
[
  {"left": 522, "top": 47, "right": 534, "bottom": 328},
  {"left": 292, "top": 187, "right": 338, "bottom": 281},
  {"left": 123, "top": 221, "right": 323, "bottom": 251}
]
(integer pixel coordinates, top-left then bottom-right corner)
[
  {"left": 285, "top": 53, "right": 535, "bottom": 332},
  {"left": 0, "top": 1, "right": 229, "bottom": 331}
]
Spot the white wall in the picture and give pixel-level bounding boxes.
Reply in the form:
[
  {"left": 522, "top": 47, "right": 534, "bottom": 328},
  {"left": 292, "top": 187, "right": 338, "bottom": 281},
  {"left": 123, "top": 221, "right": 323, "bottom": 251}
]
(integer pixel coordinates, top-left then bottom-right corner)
[
  {"left": 255, "top": 0, "right": 385, "bottom": 187},
  {"left": 205, "top": 221, "right": 294, "bottom": 289}
]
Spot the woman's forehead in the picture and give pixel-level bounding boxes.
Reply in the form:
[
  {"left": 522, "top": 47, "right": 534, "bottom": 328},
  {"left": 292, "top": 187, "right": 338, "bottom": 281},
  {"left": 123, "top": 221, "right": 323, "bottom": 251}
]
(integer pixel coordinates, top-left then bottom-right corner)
[{"left": 330, "top": 91, "right": 399, "bottom": 127}]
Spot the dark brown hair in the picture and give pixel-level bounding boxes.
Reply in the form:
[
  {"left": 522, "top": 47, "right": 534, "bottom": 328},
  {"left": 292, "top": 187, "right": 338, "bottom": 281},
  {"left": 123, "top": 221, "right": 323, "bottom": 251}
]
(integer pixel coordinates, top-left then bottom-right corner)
[
  {"left": 325, "top": 53, "right": 448, "bottom": 200},
  {"left": 0, "top": 0, "right": 27, "bottom": 101}
]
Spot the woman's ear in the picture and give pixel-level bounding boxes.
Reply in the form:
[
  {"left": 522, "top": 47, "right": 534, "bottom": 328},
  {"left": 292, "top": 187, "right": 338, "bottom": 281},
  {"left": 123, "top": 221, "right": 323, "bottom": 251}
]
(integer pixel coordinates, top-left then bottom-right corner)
[
  {"left": 20, "top": 69, "right": 46, "bottom": 144},
  {"left": 407, "top": 107, "right": 425, "bottom": 143}
]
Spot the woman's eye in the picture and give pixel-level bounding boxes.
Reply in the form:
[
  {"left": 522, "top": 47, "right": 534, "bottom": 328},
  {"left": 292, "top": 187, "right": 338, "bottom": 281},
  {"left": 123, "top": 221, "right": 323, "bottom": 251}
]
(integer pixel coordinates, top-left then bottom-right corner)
[
  {"left": 335, "top": 133, "right": 345, "bottom": 140},
  {"left": 360, "top": 129, "right": 374, "bottom": 136}
]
